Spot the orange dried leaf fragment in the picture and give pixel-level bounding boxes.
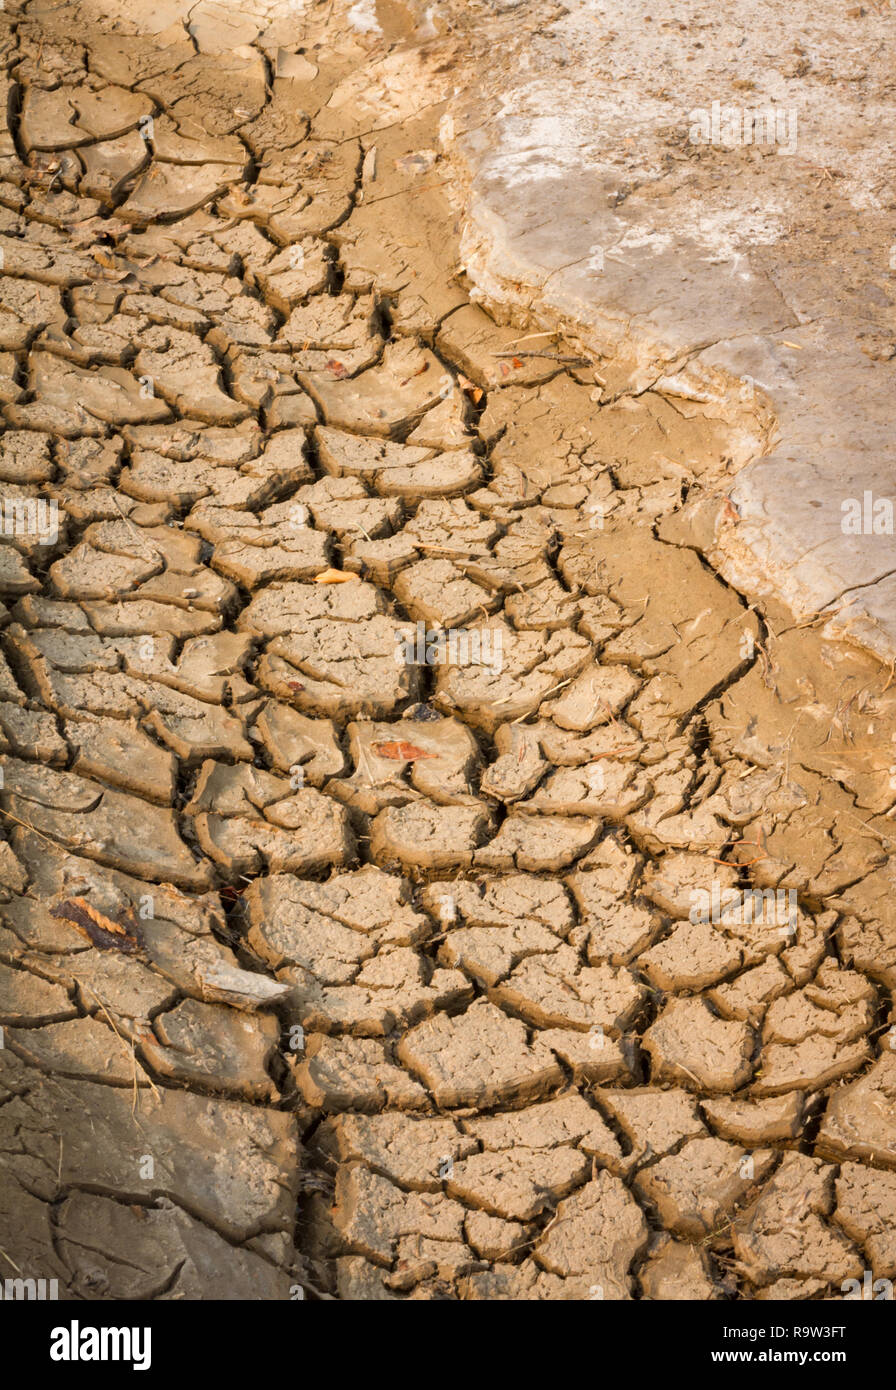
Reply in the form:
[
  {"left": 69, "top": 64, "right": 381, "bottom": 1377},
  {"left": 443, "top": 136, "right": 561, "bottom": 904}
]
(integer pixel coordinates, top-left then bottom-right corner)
[
  {"left": 50, "top": 897, "right": 142, "bottom": 954},
  {"left": 313, "top": 568, "right": 357, "bottom": 584},
  {"left": 371, "top": 741, "right": 438, "bottom": 761}
]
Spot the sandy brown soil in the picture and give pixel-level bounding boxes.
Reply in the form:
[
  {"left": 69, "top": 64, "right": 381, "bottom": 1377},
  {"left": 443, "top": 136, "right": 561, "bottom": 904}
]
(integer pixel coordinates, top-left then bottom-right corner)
[{"left": 0, "top": 0, "right": 894, "bottom": 1302}]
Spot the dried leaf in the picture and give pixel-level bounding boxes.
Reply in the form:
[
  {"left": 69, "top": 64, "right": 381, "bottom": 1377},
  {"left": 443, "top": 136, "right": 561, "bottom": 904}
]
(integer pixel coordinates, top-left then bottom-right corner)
[
  {"left": 50, "top": 897, "right": 142, "bottom": 954},
  {"left": 458, "top": 374, "right": 484, "bottom": 404},
  {"left": 88, "top": 247, "right": 119, "bottom": 267},
  {"left": 313, "top": 568, "right": 357, "bottom": 584},
  {"left": 325, "top": 359, "right": 348, "bottom": 378},
  {"left": 372, "top": 741, "right": 438, "bottom": 761}
]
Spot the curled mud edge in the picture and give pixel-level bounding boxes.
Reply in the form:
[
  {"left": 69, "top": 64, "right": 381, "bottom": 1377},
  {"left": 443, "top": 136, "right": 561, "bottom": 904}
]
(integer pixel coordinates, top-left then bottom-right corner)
[{"left": 0, "top": 0, "right": 894, "bottom": 1303}]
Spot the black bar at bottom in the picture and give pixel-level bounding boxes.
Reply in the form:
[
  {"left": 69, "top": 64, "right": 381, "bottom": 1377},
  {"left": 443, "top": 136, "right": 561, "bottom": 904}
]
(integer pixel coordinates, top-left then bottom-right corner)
[{"left": 0, "top": 1294, "right": 890, "bottom": 1378}]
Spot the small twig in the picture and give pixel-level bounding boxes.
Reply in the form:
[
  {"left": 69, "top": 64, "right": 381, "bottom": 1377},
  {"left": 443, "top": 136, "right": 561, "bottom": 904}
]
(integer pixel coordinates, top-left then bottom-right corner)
[
  {"left": 509, "top": 676, "right": 575, "bottom": 720},
  {"left": 365, "top": 182, "right": 448, "bottom": 205},
  {"left": 493, "top": 350, "right": 591, "bottom": 365},
  {"left": 0, "top": 1245, "right": 23, "bottom": 1275},
  {"left": 500, "top": 331, "right": 558, "bottom": 349},
  {"left": 710, "top": 829, "right": 768, "bottom": 868},
  {"left": 112, "top": 495, "right": 164, "bottom": 561},
  {"left": 87, "top": 988, "right": 162, "bottom": 1109},
  {"left": 0, "top": 807, "right": 64, "bottom": 851}
]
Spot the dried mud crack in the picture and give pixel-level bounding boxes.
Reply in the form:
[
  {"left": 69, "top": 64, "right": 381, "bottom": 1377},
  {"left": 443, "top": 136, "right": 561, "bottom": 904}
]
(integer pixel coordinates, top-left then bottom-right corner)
[{"left": 0, "top": 0, "right": 895, "bottom": 1303}]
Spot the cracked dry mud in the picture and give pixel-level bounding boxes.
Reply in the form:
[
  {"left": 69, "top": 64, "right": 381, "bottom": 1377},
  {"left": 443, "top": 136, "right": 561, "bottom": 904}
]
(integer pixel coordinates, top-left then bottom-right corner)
[{"left": 0, "top": 0, "right": 895, "bottom": 1305}]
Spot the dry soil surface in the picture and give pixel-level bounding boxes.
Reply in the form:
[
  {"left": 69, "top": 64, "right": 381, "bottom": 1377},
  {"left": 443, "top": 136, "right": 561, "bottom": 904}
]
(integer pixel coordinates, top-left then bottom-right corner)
[
  {"left": 435, "top": 0, "right": 896, "bottom": 667},
  {"left": 0, "top": 0, "right": 895, "bottom": 1302}
]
